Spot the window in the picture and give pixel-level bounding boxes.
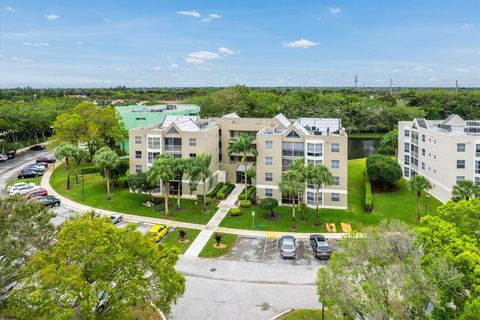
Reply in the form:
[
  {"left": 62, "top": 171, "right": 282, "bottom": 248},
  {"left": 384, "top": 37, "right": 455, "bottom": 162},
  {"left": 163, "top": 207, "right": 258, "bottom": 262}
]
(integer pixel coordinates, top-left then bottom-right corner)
[
  {"left": 422, "top": 162, "right": 425, "bottom": 170},
  {"left": 189, "top": 138, "right": 197, "bottom": 147},
  {"left": 282, "top": 142, "right": 304, "bottom": 157},
  {"left": 404, "top": 129, "right": 410, "bottom": 137},
  {"left": 286, "top": 130, "right": 301, "bottom": 138},
  {"left": 265, "top": 188, "right": 273, "bottom": 197},
  {"left": 265, "top": 157, "right": 273, "bottom": 165},
  {"left": 331, "top": 160, "right": 340, "bottom": 169},
  {"left": 404, "top": 155, "right": 410, "bottom": 165},
  {"left": 404, "top": 167, "right": 410, "bottom": 177},
  {"left": 265, "top": 141, "right": 273, "bottom": 150},
  {"left": 147, "top": 152, "right": 160, "bottom": 164},
  {"left": 135, "top": 151, "right": 142, "bottom": 159},
  {"left": 331, "top": 193, "right": 340, "bottom": 202},
  {"left": 167, "top": 127, "right": 179, "bottom": 134},
  {"left": 457, "top": 160, "right": 465, "bottom": 169},
  {"left": 476, "top": 177, "right": 480, "bottom": 186},
  {"left": 422, "top": 134, "right": 425, "bottom": 142},
  {"left": 307, "top": 159, "right": 323, "bottom": 165},
  {"left": 332, "top": 176, "right": 340, "bottom": 185},
  {"left": 422, "top": 148, "right": 425, "bottom": 156},
  {"left": 307, "top": 143, "right": 323, "bottom": 157},
  {"left": 476, "top": 161, "right": 480, "bottom": 174},
  {"left": 307, "top": 192, "right": 322, "bottom": 205},
  {"left": 189, "top": 153, "right": 196, "bottom": 158},
  {"left": 331, "top": 143, "right": 340, "bottom": 152},
  {"left": 135, "top": 136, "right": 142, "bottom": 144},
  {"left": 476, "top": 144, "right": 480, "bottom": 157},
  {"left": 456, "top": 176, "right": 465, "bottom": 183},
  {"left": 265, "top": 172, "right": 273, "bottom": 182},
  {"left": 148, "top": 137, "right": 161, "bottom": 149},
  {"left": 457, "top": 143, "right": 466, "bottom": 152},
  {"left": 404, "top": 143, "right": 410, "bottom": 153},
  {"left": 135, "top": 165, "right": 142, "bottom": 173}
]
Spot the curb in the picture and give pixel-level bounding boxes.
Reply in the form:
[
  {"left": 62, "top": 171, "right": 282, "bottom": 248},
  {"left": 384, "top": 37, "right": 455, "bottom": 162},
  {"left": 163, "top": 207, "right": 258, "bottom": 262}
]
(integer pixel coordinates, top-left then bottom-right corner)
[{"left": 269, "top": 308, "right": 294, "bottom": 320}]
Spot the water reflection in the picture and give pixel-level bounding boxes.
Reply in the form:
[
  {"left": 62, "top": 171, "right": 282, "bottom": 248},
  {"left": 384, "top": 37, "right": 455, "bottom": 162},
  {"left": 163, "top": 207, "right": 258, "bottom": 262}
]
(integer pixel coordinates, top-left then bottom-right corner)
[{"left": 348, "top": 138, "right": 380, "bottom": 159}]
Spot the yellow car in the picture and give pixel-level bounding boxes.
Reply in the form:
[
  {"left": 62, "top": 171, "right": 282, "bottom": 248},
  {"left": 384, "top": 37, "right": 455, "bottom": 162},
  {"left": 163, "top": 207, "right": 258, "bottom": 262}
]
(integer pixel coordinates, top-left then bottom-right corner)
[{"left": 147, "top": 224, "right": 169, "bottom": 242}]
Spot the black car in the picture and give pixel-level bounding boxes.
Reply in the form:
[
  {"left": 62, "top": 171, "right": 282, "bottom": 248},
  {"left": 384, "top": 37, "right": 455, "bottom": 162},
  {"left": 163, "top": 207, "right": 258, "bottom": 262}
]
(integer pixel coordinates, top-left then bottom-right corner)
[
  {"left": 35, "top": 196, "right": 61, "bottom": 207},
  {"left": 29, "top": 144, "right": 46, "bottom": 151},
  {"left": 18, "top": 170, "right": 43, "bottom": 179},
  {"left": 5, "top": 151, "right": 15, "bottom": 159},
  {"left": 309, "top": 234, "right": 332, "bottom": 260}
]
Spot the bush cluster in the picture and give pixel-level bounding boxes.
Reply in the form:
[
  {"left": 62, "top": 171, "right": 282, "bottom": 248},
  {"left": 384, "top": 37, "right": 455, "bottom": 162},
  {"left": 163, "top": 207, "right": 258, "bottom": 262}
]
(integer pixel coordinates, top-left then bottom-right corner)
[
  {"left": 239, "top": 200, "right": 252, "bottom": 208},
  {"left": 207, "top": 182, "right": 224, "bottom": 198},
  {"left": 229, "top": 207, "right": 242, "bottom": 217},
  {"left": 216, "top": 183, "right": 234, "bottom": 200}
]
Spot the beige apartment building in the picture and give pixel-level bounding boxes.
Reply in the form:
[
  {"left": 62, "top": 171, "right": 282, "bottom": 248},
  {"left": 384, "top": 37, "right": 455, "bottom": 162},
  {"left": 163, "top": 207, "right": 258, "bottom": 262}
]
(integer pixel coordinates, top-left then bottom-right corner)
[
  {"left": 129, "top": 113, "right": 348, "bottom": 209},
  {"left": 398, "top": 114, "right": 480, "bottom": 203}
]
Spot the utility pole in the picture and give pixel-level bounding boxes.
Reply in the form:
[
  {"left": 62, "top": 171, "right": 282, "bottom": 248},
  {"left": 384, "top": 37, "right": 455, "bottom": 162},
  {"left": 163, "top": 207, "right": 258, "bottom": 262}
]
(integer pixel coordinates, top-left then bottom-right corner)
[
  {"left": 389, "top": 78, "right": 393, "bottom": 95},
  {"left": 354, "top": 75, "right": 358, "bottom": 88}
]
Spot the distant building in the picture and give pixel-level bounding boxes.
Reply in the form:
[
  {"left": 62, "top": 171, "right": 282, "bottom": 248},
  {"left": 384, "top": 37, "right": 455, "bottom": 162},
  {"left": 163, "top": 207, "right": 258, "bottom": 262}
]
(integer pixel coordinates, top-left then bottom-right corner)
[
  {"left": 129, "top": 113, "right": 348, "bottom": 209},
  {"left": 115, "top": 104, "right": 200, "bottom": 153},
  {"left": 398, "top": 114, "right": 480, "bottom": 202}
]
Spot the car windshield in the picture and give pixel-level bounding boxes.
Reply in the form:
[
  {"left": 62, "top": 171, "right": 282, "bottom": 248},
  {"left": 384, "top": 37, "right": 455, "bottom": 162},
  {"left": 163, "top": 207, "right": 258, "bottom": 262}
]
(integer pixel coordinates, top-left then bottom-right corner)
[
  {"left": 319, "top": 245, "right": 330, "bottom": 251},
  {"left": 149, "top": 232, "right": 157, "bottom": 236},
  {"left": 283, "top": 243, "right": 294, "bottom": 250}
]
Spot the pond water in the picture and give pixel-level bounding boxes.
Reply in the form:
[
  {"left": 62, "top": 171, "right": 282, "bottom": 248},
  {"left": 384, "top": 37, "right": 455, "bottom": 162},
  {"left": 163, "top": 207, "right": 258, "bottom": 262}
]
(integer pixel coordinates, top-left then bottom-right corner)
[{"left": 348, "top": 138, "right": 381, "bottom": 159}]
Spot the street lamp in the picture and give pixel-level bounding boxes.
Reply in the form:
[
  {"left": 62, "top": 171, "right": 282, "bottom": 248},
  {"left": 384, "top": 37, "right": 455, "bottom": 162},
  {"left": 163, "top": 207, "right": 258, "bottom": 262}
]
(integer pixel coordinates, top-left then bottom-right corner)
[{"left": 251, "top": 210, "right": 255, "bottom": 228}]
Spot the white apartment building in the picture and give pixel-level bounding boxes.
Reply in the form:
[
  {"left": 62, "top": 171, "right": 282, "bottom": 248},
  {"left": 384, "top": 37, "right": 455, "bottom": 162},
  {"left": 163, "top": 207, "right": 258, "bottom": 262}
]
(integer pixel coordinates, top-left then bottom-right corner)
[{"left": 398, "top": 114, "right": 480, "bottom": 202}]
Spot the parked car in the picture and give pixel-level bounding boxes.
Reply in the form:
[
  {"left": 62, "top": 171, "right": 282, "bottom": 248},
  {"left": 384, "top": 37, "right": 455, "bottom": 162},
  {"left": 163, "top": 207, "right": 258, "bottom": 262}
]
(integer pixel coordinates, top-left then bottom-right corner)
[
  {"left": 36, "top": 156, "right": 56, "bottom": 163},
  {"left": 309, "top": 234, "right": 332, "bottom": 260},
  {"left": 7, "top": 182, "right": 36, "bottom": 192},
  {"left": 34, "top": 196, "right": 61, "bottom": 207},
  {"left": 18, "top": 170, "right": 43, "bottom": 179},
  {"left": 5, "top": 151, "right": 15, "bottom": 159},
  {"left": 9, "top": 185, "right": 39, "bottom": 195},
  {"left": 36, "top": 161, "right": 50, "bottom": 167},
  {"left": 110, "top": 214, "right": 123, "bottom": 224},
  {"left": 280, "top": 235, "right": 297, "bottom": 258},
  {"left": 29, "top": 144, "right": 46, "bottom": 151},
  {"left": 24, "top": 188, "right": 48, "bottom": 199},
  {"left": 147, "top": 224, "right": 169, "bottom": 242},
  {"left": 0, "top": 154, "right": 7, "bottom": 162},
  {"left": 24, "top": 164, "right": 47, "bottom": 172}
]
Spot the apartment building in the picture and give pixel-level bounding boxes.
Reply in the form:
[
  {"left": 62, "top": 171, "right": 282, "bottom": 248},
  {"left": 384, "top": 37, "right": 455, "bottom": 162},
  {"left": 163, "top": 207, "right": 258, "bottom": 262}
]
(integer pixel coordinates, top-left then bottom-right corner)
[
  {"left": 129, "top": 113, "right": 348, "bottom": 209},
  {"left": 398, "top": 114, "right": 480, "bottom": 203}
]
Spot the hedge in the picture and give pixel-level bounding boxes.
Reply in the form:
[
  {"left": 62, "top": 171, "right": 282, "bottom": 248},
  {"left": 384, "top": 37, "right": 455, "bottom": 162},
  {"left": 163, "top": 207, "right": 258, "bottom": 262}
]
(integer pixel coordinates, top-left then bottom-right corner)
[
  {"left": 206, "top": 182, "right": 224, "bottom": 198},
  {"left": 81, "top": 166, "right": 100, "bottom": 175},
  {"left": 229, "top": 207, "right": 242, "bottom": 217},
  {"left": 216, "top": 183, "right": 235, "bottom": 200},
  {"left": 238, "top": 186, "right": 256, "bottom": 203},
  {"left": 364, "top": 168, "right": 373, "bottom": 213}
]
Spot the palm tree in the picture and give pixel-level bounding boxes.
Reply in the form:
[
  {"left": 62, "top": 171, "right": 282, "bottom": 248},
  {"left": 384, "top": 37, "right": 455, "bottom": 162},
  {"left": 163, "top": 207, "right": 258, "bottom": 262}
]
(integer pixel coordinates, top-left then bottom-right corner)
[
  {"left": 173, "top": 158, "right": 189, "bottom": 210},
  {"left": 187, "top": 153, "right": 212, "bottom": 211},
  {"left": 148, "top": 154, "right": 175, "bottom": 216},
  {"left": 55, "top": 142, "right": 77, "bottom": 190},
  {"left": 307, "top": 164, "right": 334, "bottom": 226},
  {"left": 290, "top": 157, "right": 308, "bottom": 221},
  {"left": 452, "top": 180, "right": 480, "bottom": 202},
  {"left": 93, "top": 147, "right": 119, "bottom": 200},
  {"left": 227, "top": 133, "right": 258, "bottom": 196},
  {"left": 380, "top": 128, "right": 398, "bottom": 156},
  {"left": 278, "top": 170, "right": 304, "bottom": 225},
  {"left": 408, "top": 175, "right": 432, "bottom": 221}
]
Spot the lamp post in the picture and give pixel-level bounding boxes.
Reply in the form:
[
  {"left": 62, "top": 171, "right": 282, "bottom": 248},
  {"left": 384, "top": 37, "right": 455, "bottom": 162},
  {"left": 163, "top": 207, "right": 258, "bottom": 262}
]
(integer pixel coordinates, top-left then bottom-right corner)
[{"left": 252, "top": 210, "right": 255, "bottom": 228}]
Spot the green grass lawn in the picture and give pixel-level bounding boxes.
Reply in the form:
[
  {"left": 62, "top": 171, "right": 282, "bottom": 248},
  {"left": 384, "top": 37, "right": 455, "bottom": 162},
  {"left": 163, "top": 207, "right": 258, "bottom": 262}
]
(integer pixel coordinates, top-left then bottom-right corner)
[
  {"left": 220, "top": 159, "right": 442, "bottom": 233},
  {"left": 160, "top": 227, "right": 201, "bottom": 254},
  {"left": 348, "top": 132, "right": 385, "bottom": 139},
  {"left": 280, "top": 309, "right": 335, "bottom": 320},
  {"left": 199, "top": 233, "right": 238, "bottom": 258},
  {"left": 50, "top": 163, "right": 218, "bottom": 224}
]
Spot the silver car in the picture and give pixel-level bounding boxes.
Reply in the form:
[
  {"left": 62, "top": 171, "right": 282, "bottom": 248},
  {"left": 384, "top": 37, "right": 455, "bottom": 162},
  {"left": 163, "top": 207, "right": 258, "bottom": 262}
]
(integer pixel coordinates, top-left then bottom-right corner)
[
  {"left": 110, "top": 214, "right": 123, "bottom": 224},
  {"left": 280, "top": 235, "right": 297, "bottom": 258}
]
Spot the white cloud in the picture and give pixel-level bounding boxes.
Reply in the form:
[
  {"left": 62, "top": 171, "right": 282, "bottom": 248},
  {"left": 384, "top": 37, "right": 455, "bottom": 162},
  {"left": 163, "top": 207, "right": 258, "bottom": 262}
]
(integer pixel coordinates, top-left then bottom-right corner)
[
  {"left": 283, "top": 38, "right": 317, "bottom": 49},
  {"left": 153, "top": 66, "right": 163, "bottom": 71},
  {"left": 219, "top": 47, "right": 234, "bottom": 55},
  {"left": 11, "top": 56, "right": 32, "bottom": 62},
  {"left": 201, "top": 13, "right": 222, "bottom": 22},
  {"left": 329, "top": 6, "right": 342, "bottom": 15},
  {"left": 104, "top": 18, "right": 111, "bottom": 22},
  {"left": 45, "top": 14, "right": 59, "bottom": 20},
  {"left": 185, "top": 57, "right": 205, "bottom": 65},
  {"left": 176, "top": 10, "right": 201, "bottom": 18},
  {"left": 188, "top": 50, "right": 221, "bottom": 60},
  {"left": 392, "top": 68, "right": 400, "bottom": 73},
  {"left": 5, "top": 6, "right": 15, "bottom": 13},
  {"left": 462, "top": 23, "right": 473, "bottom": 29},
  {"left": 170, "top": 64, "right": 179, "bottom": 69},
  {"left": 455, "top": 68, "right": 470, "bottom": 73},
  {"left": 22, "top": 42, "right": 49, "bottom": 47}
]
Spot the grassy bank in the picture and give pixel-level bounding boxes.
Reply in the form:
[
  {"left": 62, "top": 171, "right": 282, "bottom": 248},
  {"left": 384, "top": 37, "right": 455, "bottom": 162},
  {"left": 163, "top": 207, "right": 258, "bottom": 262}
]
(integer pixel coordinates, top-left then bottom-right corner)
[{"left": 199, "top": 233, "right": 238, "bottom": 258}]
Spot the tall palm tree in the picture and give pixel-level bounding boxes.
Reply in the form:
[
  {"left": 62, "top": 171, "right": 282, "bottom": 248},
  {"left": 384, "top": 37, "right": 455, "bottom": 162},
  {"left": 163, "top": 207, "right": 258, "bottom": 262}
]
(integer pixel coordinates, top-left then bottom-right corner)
[
  {"left": 187, "top": 153, "right": 212, "bottom": 211},
  {"left": 148, "top": 154, "right": 175, "bottom": 216},
  {"left": 380, "top": 128, "right": 398, "bottom": 156},
  {"left": 408, "top": 175, "right": 432, "bottom": 221},
  {"left": 173, "top": 158, "right": 189, "bottom": 210},
  {"left": 93, "top": 147, "right": 119, "bottom": 200},
  {"left": 290, "top": 157, "right": 308, "bottom": 221},
  {"left": 307, "top": 164, "right": 334, "bottom": 226},
  {"left": 278, "top": 170, "right": 304, "bottom": 225},
  {"left": 452, "top": 180, "right": 480, "bottom": 202},
  {"left": 55, "top": 142, "right": 78, "bottom": 190},
  {"left": 227, "top": 133, "right": 258, "bottom": 196}
]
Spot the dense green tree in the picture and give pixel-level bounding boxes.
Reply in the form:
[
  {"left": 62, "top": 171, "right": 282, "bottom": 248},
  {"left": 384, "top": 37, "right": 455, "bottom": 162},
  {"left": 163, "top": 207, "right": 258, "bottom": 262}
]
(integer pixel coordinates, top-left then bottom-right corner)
[
  {"left": 187, "top": 153, "right": 213, "bottom": 211},
  {"left": 452, "top": 180, "right": 480, "bottom": 201},
  {"left": 278, "top": 170, "right": 304, "bottom": 225},
  {"left": 55, "top": 142, "right": 78, "bottom": 190},
  {"left": 148, "top": 154, "right": 175, "bottom": 215},
  {"left": 258, "top": 197, "right": 279, "bottom": 218},
  {"left": 380, "top": 128, "right": 398, "bottom": 156},
  {"left": 307, "top": 164, "right": 334, "bottom": 225},
  {"left": 71, "top": 147, "right": 88, "bottom": 185},
  {"left": 127, "top": 172, "right": 157, "bottom": 202},
  {"left": 5, "top": 214, "right": 185, "bottom": 319},
  {"left": 0, "top": 196, "right": 56, "bottom": 297},
  {"left": 366, "top": 154, "right": 402, "bottom": 188},
  {"left": 409, "top": 175, "right": 432, "bottom": 221},
  {"left": 227, "top": 132, "right": 258, "bottom": 197},
  {"left": 93, "top": 147, "right": 119, "bottom": 200}
]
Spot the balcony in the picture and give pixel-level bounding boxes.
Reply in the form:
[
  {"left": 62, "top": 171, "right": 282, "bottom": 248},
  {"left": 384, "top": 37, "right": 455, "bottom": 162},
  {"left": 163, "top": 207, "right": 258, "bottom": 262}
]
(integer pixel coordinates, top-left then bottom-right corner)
[{"left": 164, "top": 145, "right": 182, "bottom": 152}]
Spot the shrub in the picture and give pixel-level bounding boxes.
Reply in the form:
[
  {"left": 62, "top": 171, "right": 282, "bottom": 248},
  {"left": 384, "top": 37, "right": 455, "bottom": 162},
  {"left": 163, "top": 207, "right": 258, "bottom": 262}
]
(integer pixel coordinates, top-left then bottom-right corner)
[
  {"left": 204, "top": 196, "right": 212, "bottom": 205},
  {"left": 217, "top": 183, "right": 234, "bottom": 200},
  {"left": 213, "top": 233, "right": 222, "bottom": 246},
  {"left": 239, "top": 200, "right": 252, "bottom": 208},
  {"left": 178, "top": 229, "right": 187, "bottom": 241},
  {"left": 366, "top": 154, "right": 402, "bottom": 185},
  {"left": 238, "top": 186, "right": 256, "bottom": 200},
  {"left": 259, "top": 197, "right": 278, "bottom": 217},
  {"left": 216, "top": 191, "right": 226, "bottom": 200},
  {"left": 229, "top": 208, "right": 242, "bottom": 217},
  {"left": 364, "top": 169, "right": 373, "bottom": 213},
  {"left": 81, "top": 166, "right": 100, "bottom": 175},
  {"left": 207, "top": 182, "right": 224, "bottom": 198}
]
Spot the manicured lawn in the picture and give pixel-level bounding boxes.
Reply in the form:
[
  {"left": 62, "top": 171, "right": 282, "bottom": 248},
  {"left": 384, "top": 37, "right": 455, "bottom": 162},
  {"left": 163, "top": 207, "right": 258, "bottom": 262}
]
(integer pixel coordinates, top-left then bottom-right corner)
[
  {"left": 7, "top": 177, "right": 42, "bottom": 187},
  {"left": 220, "top": 159, "right": 442, "bottom": 233},
  {"left": 199, "top": 233, "right": 238, "bottom": 258},
  {"left": 160, "top": 227, "right": 201, "bottom": 254},
  {"left": 280, "top": 309, "right": 335, "bottom": 320},
  {"left": 50, "top": 163, "right": 218, "bottom": 224}
]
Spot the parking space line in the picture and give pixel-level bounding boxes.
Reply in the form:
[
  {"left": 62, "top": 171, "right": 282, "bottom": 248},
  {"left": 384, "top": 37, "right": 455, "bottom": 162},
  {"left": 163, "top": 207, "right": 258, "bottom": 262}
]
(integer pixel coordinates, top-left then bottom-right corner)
[{"left": 261, "top": 237, "right": 268, "bottom": 262}]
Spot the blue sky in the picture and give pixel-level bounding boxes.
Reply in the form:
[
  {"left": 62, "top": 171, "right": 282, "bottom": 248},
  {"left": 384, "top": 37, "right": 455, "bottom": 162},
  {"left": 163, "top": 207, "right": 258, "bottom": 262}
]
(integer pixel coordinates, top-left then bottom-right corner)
[{"left": 0, "top": 0, "right": 479, "bottom": 88}]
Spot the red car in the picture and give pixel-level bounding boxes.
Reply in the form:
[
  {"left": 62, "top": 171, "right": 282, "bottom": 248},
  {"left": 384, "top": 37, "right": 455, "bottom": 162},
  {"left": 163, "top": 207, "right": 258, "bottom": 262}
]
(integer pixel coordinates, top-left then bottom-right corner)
[
  {"left": 24, "top": 188, "right": 48, "bottom": 199},
  {"left": 30, "top": 145, "right": 46, "bottom": 151},
  {"left": 36, "top": 156, "right": 56, "bottom": 163}
]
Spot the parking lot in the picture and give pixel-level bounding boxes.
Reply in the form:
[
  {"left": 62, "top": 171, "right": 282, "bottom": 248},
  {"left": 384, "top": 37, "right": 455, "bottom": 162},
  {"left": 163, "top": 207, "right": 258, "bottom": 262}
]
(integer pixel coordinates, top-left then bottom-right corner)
[{"left": 223, "top": 236, "right": 338, "bottom": 266}]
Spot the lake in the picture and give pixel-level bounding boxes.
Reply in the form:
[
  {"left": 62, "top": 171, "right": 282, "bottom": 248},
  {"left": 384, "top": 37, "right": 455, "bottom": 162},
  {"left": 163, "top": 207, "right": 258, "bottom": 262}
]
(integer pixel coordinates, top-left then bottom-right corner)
[{"left": 348, "top": 138, "right": 381, "bottom": 159}]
